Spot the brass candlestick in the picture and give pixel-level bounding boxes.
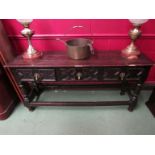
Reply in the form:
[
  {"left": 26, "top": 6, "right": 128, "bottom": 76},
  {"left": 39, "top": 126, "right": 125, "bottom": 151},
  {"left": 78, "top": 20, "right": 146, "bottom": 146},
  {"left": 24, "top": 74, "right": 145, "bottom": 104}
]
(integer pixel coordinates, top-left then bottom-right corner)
[
  {"left": 121, "top": 19, "right": 148, "bottom": 60},
  {"left": 17, "top": 19, "right": 42, "bottom": 59}
]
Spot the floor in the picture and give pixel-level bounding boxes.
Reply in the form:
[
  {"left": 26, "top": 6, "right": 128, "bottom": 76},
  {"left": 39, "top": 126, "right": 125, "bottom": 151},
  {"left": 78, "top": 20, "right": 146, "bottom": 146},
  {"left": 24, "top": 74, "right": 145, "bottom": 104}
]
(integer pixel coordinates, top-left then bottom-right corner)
[{"left": 0, "top": 90, "right": 155, "bottom": 135}]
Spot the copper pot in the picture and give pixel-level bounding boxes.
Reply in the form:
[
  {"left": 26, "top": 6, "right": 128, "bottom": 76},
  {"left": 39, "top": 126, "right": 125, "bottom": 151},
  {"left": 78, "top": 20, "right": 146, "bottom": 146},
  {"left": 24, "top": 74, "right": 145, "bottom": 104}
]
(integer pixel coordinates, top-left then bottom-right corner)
[
  {"left": 57, "top": 26, "right": 94, "bottom": 60},
  {"left": 66, "top": 38, "right": 94, "bottom": 60}
]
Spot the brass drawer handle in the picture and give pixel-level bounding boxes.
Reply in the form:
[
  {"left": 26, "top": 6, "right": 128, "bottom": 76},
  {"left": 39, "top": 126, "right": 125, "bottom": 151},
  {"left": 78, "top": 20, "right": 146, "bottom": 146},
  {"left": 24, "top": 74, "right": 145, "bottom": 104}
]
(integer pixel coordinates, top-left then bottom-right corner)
[
  {"left": 34, "top": 73, "right": 41, "bottom": 82},
  {"left": 120, "top": 72, "right": 126, "bottom": 80},
  {"left": 76, "top": 72, "right": 82, "bottom": 80}
]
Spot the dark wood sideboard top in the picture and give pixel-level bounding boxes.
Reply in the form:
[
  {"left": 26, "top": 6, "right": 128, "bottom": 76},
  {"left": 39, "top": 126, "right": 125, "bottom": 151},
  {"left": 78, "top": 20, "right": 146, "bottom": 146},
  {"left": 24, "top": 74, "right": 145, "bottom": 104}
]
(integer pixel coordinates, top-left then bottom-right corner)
[{"left": 5, "top": 51, "right": 153, "bottom": 68}]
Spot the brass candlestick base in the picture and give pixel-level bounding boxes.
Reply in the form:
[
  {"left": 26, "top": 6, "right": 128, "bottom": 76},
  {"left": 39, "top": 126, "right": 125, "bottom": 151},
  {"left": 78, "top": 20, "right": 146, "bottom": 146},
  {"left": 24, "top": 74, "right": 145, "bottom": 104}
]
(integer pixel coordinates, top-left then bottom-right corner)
[
  {"left": 22, "top": 44, "right": 43, "bottom": 59},
  {"left": 121, "top": 26, "right": 141, "bottom": 60},
  {"left": 17, "top": 19, "right": 42, "bottom": 60},
  {"left": 121, "top": 41, "right": 140, "bottom": 60}
]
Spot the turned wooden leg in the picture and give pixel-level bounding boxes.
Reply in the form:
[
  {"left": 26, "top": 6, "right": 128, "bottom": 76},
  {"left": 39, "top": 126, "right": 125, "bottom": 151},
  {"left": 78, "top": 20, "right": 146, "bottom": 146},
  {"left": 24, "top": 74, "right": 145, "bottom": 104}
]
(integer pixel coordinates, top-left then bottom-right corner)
[
  {"left": 120, "top": 72, "right": 127, "bottom": 95},
  {"left": 120, "top": 88, "right": 126, "bottom": 95},
  {"left": 128, "top": 96, "right": 137, "bottom": 112},
  {"left": 22, "top": 98, "right": 35, "bottom": 111},
  {"left": 120, "top": 79, "right": 127, "bottom": 95},
  {"left": 128, "top": 83, "right": 142, "bottom": 112},
  {"left": 28, "top": 106, "right": 35, "bottom": 111}
]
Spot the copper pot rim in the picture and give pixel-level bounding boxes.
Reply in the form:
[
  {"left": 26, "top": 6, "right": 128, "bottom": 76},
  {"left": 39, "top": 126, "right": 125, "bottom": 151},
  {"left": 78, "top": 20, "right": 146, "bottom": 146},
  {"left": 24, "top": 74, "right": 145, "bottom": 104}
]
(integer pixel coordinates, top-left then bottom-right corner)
[{"left": 66, "top": 38, "right": 92, "bottom": 47}]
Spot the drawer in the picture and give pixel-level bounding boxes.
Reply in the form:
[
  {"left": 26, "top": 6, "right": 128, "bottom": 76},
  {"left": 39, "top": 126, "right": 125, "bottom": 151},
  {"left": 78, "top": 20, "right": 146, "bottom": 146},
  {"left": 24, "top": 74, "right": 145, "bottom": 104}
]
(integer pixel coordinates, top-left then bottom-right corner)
[
  {"left": 126, "top": 67, "right": 144, "bottom": 80},
  {"left": 12, "top": 68, "right": 55, "bottom": 82},
  {"left": 102, "top": 67, "right": 122, "bottom": 80},
  {"left": 56, "top": 67, "right": 99, "bottom": 81},
  {"left": 101, "top": 67, "right": 145, "bottom": 81},
  {"left": 12, "top": 68, "right": 33, "bottom": 81},
  {"left": 33, "top": 69, "right": 55, "bottom": 81}
]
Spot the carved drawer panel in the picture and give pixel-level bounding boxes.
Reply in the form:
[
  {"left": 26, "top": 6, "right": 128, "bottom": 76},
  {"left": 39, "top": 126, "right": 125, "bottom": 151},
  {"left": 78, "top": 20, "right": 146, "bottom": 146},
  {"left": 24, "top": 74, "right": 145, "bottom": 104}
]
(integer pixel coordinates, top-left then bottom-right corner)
[
  {"left": 81, "top": 68, "right": 99, "bottom": 81},
  {"left": 12, "top": 68, "right": 55, "bottom": 82},
  {"left": 12, "top": 69, "right": 33, "bottom": 81},
  {"left": 102, "top": 67, "right": 122, "bottom": 80},
  {"left": 56, "top": 68, "right": 76, "bottom": 81},
  {"left": 33, "top": 69, "right": 55, "bottom": 81},
  {"left": 56, "top": 67, "right": 99, "bottom": 81},
  {"left": 126, "top": 68, "right": 144, "bottom": 80}
]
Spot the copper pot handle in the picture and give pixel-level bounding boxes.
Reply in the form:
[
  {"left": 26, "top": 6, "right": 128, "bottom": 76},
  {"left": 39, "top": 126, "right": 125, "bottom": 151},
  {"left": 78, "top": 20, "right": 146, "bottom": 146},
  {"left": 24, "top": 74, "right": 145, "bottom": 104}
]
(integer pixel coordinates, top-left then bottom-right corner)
[
  {"left": 56, "top": 25, "right": 84, "bottom": 42},
  {"left": 88, "top": 42, "right": 94, "bottom": 55},
  {"left": 56, "top": 38, "right": 67, "bottom": 45}
]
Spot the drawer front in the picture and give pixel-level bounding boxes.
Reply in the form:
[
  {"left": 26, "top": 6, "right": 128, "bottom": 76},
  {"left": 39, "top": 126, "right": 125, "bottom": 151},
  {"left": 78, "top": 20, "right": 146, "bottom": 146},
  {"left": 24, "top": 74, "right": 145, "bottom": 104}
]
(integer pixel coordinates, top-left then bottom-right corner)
[
  {"left": 12, "top": 69, "right": 33, "bottom": 81},
  {"left": 101, "top": 67, "right": 145, "bottom": 81},
  {"left": 101, "top": 67, "right": 122, "bottom": 80},
  {"left": 126, "top": 67, "right": 144, "bottom": 80},
  {"left": 33, "top": 69, "right": 55, "bottom": 81},
  {"left": 56, "top": 68, "right": 76, "bottom": 81},
  {"left": 56, "top": 67, "right": 99, "bottom": 81},
  {"left": 12, "top": 68, "right": 55, "bottom": 82}
]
